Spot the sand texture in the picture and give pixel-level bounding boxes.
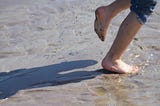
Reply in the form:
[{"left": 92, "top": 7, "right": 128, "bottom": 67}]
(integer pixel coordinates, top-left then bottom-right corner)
[{"left": 0, "top": 0, "right": 160, "bottom": 106}]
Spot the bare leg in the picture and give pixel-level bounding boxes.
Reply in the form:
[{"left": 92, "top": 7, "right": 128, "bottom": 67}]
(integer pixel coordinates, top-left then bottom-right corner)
[
  {"left": 94, "top": 0, "right": 130, "bottom": 41},
  {"left": 102, "top": 12, "right": 142, "bottom": 74}
]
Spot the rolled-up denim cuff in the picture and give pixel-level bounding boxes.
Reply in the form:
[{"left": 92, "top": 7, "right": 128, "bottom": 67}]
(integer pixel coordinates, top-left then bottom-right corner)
[{"left": 130, "top": 0, "right": 157, "bottom": 24}]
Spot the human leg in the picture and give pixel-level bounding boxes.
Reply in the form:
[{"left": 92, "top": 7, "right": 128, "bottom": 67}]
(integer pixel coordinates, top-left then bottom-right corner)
[
  {"left": 94, "top": 0, "right": 130, "bottom": 41},
  {"left": 101, "top": 0, "right": 157, "bottom": 74},
  {"left": 102, "top": 12, "right": 141, "bottom": 74}
]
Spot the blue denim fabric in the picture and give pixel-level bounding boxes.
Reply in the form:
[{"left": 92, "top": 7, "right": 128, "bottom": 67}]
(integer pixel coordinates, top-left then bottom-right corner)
[{"left": 130, "top": 0, "right": 157, "bottom": 24}]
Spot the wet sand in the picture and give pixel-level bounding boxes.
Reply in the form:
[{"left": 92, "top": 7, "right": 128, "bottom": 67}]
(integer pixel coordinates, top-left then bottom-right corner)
[{"left": 0, "top": 0, "right": 160, "bottom": 106}]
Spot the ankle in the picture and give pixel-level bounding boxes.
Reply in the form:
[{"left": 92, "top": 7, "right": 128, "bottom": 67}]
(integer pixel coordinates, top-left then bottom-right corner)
[
  {"left": 105, "top": 53, "right": 121, "bottom": 62},
  {"left": 101, "top": 55, "right": 119, "bottom": 69},
  {"left": 104, "top": 6, "right": 114, "bottom": 18},
  {"left": 107, "top": 2, "right": 127, "bottom": 18},
  {"left": 97, "top": 6, "right": 114, "bottom": 19}
]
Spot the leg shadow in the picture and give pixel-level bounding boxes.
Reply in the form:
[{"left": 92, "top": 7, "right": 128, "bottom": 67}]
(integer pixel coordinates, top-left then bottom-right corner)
[{"left": 0, "top": 60, "right": 101, "bottom": 99}]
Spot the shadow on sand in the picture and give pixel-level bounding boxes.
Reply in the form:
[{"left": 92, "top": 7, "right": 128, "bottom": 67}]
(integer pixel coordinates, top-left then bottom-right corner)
[{"left": 0, "top": 59, "right": 105, "bottom": 99}]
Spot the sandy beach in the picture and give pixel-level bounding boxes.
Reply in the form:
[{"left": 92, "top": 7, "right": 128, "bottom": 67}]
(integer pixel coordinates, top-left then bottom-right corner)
[{"left": 0, "top": 0, "right": 160, "bottom": 106}]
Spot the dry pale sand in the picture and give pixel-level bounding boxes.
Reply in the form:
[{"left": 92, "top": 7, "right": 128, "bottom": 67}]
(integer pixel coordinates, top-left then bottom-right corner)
[{"left": 0, "top": 0, "right": 160, "bottom": 106}]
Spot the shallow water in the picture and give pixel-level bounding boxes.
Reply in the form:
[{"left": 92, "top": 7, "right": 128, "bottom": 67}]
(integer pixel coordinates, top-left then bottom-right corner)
[{"left": 0, "top": 0, "right": 160, "bottom": 106}]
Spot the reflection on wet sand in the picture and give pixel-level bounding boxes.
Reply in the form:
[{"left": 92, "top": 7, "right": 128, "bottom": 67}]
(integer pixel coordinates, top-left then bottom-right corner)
[
  {"left": 86, "top": 70, "right": 160, "bottom": 106},
  {"left": 90, "top": 75, "right": 137, "bottom": 106}
]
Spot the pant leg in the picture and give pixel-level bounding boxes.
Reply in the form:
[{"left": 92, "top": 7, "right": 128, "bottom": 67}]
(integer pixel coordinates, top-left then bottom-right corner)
[{"left": 130, "top": 0, "right": 157, "bottom": 24}]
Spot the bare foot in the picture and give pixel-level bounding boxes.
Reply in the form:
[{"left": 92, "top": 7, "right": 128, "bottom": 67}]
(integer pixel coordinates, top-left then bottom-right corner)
[
  {"left": 94, "top": 6, "right": 112, "bottom": 41},
  {"left": 102, "top": 57, "right": 139, "bottom": 74}
]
